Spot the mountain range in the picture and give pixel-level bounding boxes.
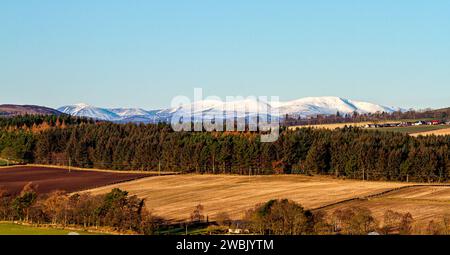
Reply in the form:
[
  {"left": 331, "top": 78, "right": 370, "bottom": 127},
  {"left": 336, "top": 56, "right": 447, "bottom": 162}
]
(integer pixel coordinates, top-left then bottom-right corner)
[{"left": 56, "top": 97, "right": 401, "bottom": 123}]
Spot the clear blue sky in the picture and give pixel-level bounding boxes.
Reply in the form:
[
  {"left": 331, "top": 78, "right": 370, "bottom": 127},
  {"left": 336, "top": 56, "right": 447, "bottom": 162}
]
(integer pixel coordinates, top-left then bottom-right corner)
[{"left": 1, "top": 0, "right": 449, "bottom": 110}]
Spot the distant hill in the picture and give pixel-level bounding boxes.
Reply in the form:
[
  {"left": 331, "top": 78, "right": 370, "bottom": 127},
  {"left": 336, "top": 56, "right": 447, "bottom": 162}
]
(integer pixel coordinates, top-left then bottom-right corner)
[
  {"left": 58, "top": 97, "right": 400, "bottom": 123},
  {"left": 0, "top": 104, "right": 61, "bottom": 117},
  {"left": 426, "top": 107, "right": 450, "bottom": 115}
]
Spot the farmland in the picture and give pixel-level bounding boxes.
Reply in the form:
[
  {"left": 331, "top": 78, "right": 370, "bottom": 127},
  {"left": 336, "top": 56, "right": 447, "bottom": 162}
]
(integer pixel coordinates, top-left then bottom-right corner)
[
  {"left": 0, "top": 166, "right": 150, "bottom": 194},
  {"left": 372, "top": 125, "right": 450, "bottom": 135},
  {"left": 289, "top": 121, "right": 387, "bottom": 130},
  {"left": 411, "top": 127, "right": 450, "bottom": 137},
  {"left": 83, "top": 174, "right": 450, "bottom": 231},
  {"left": 288, "top": 119, "right": 435, "bottom": 131},
  {"left": 289, "top": 121, "right": 450, "bottom": 136},
  {"left": 1, "top": 165, "right": 449, "bottom": 233},
  {"left": 84, "top": 174, "right": 409, "bottom": 222},
  {"left": 319, "top": 185, "right": 450, "bottom": 232}
]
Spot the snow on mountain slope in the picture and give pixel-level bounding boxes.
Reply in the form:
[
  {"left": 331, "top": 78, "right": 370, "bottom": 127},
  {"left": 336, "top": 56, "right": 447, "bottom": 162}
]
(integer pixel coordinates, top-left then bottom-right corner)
[
  {"left": 276, "top": 97, "right": 398, "bottom": 117},
  {"left": 110, "top": 108, "right": 150, "bottom": 117},
  {"left": 165, "top": 98, "right": 274, "bottom": 119},
  {"left": 58, "top": 97, "right": 399, "bottom": 122},
  {"left": 277, "top": 97, "right": 357, "bottom": 116},
  {"left": 57, "top": 103, "right": 121, "bottom": 121},
  {"left": 347, "top": 100, "right": 399, "bottom": 114}
]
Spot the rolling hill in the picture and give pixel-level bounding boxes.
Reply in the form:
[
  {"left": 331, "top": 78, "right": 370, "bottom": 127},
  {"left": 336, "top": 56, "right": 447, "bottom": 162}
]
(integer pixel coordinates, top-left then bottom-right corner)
[{"left": 0, "top": 104, "right": 62, "bottom": 117}]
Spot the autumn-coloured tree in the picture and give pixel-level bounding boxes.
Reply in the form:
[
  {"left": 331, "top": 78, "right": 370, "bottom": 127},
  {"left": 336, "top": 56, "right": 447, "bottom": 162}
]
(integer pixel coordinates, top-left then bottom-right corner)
[
  {"left": 190, "top": 204, "right": 205, "bottom": 223},
  {"left": 244, "top": 199, "right": 316, "bottom": 235},
  {"left": 12, "top": 182, "right": 38, "bottom": 221},
  {"left": 43, "top": 190, "right": 69, "bottom": 225},
  {"left": 0, "top": 188, "right": 12, "bottom": 221},
  {"left": 381, "top": 210, "right": 413, "bottom": 235},
  {"left": 331, "top": 207, "right": 377, "bottom": 235}
]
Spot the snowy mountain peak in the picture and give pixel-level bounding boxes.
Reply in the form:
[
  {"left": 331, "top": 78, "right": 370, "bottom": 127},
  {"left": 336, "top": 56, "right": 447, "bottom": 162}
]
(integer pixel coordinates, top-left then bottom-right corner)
[
  {"left": 74, "top": 103, "right": 92, "bottom": 108},
  {"left": 58, "top": 96, "right": 401, "bottom": 123},
  {"left": 276, "top": 96, "right": 398, "bottom": 117},
  {"left": 110, "top": 108, "right": 149, "bottom": 117},
  {"left": 58, "top": 104, "right": 120, "bottom": 121}
]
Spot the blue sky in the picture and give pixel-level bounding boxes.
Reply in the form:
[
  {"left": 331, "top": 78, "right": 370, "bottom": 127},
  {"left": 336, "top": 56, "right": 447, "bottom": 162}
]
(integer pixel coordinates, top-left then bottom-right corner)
[{"left": 1, "top": 0, "right": 449, "bottom": 110}]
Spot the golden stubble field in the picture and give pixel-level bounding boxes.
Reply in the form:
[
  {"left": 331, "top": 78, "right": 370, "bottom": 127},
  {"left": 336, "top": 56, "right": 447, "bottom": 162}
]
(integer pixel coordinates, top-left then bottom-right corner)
[
  {"left": 84, "top": 174, "right": 411, "bottom": 222},
  {"left": 410, "top": 127, "right": 450, "bottom": 137},
  {"left": 321, "top": 185, "right": 450, "bottom": 231}
]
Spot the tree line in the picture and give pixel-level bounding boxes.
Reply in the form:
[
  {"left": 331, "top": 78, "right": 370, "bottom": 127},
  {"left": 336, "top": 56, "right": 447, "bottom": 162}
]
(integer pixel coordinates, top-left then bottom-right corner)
[
  {"left": 0, "top": 114, "right": 94, "bottom": 129},
  {"left": 283, "top": 107, "right": 450, "bottom": 126},
  {"left": 0, "top": 183, "right": 163, "bottom": 234},
  {"left": 1, "top": 115, "right": 450, "bottom": 182}
]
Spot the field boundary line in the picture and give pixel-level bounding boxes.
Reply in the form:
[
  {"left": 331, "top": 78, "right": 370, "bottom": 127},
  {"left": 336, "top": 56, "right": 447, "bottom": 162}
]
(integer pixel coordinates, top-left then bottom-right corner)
[
  {"left": 26, "top": 164, "right": 180, "bottom": 175},
  {"left": 312, "top": 184, "right": 450, "bottom": 211}
]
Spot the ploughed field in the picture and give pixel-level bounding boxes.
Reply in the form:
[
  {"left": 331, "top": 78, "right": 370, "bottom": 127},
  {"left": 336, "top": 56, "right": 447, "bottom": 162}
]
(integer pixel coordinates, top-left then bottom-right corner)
[
  {"left": 0, "top": 166, "right": 149, "bottom": 194},
  {"left": 84, "top": 174, "right": 409, "bottom": 222}
]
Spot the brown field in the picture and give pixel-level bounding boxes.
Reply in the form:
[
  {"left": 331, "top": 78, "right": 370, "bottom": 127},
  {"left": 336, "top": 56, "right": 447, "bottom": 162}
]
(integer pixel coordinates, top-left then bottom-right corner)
[
  {"left": 0, "top": 166, "right": 150, "bottom": 194},
  {"left": 26, "top": 164, "right": 179, "bottom": 175},
  {"left": 319, "top": 185, "right": 450, "bottom": 231},
  {"left": 410, "top": 127, "right": 450, "bottom": 137},
  {"left": 84, "top": 174, "right": 410, "bottom": 222}
]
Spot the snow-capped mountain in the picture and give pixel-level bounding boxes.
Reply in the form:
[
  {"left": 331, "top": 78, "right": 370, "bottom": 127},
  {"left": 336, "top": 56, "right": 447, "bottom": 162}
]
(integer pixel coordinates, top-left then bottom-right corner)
[
  {"left": 58, "top": 103, "right": 121, "bottom": 121},
  {"left": 275, "top": 97, "right": 399, "bottom": 117},
  {"left": 58, "top": 103, "right": 162, "bottom": 123},
  {"left": 109, "top": 108, "right": 150, "bottom": 117},
  {"left": 160, "top": 98, "right": 274, "bottom": 120},
  {"left": 58, "top": 97, "right": 400, "bottom": 123}
]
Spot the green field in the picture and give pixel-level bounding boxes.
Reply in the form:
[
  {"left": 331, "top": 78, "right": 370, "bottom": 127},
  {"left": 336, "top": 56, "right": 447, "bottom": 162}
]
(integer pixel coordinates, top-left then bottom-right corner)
[
  {"left": 155, "top": 223, "right": 226, "bottom": 235},
  {"left": 0, "top": 223, "right": 99, "bottom": 235},
  {"left": 371, "top": 125, "right": 450, "bottom": 135},
  {"left": 0, "top": 159, "right": 17, "bottom": 166}
]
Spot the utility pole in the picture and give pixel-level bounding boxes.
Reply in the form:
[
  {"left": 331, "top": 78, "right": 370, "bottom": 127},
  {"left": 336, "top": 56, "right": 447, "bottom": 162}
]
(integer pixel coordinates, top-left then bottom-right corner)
[
  {"left": 68, "top": 157, "right": 71, "bottom": 173},
  {"left": 212, "top": 155, "right": 215, "bottom": 174},
  {"left": 158, "top": 160, "right": 161, "bottom": 176}
]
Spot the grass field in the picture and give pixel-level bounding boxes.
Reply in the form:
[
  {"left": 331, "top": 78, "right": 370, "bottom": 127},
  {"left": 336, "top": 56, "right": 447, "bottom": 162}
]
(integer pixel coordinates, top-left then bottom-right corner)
[
  {"left": 288, "top": 119, "right": 434, "bottom": 131},
  {"left": 84, "top": 174, "right": 409, "bottom": 222},
  {"left": 319, "top": 185, "right": 450, "bottom": 232},
  {"left": 0, "top": 160, "right": 10, "bottom": 167},
  {"left": 0, "top": 223, "right": 96, "bottom": 235},
  {"left": 372, "top": 125, "right": 450, "bottom": 135},
  {"left": 289, "top": 121, "right": 383, "bottom": 130},
  {"left": 289, "top": 121, "right": 450, "bottom": 136}
]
